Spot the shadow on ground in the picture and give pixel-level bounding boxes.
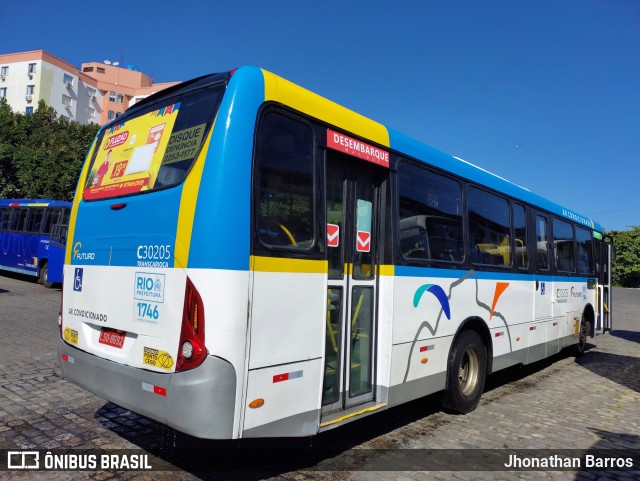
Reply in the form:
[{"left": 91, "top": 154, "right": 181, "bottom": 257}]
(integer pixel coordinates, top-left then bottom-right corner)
[
  {"left": 576, "top": 349, "right": 640, "bottom": 394},
  {"left": 611, "top": 329, "right": 640, "bottom": 345},
  {"left": 93, "top": 346, "right": 596, "bottom": 479}
]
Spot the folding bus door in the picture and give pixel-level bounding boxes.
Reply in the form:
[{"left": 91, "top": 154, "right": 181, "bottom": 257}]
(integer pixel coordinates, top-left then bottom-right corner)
[{"left": 322, "top": 154, "right": 386, "bottom": 416}]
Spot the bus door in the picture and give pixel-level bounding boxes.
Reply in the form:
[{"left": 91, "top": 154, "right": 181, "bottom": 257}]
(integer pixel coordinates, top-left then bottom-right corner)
[
  {"left": 47, "top": 223, "right": 68, "bottom": 284},
  {"left": 530, "top": 212, "right": 552, "bottom": 362},
  {"left": 595, "top": 235, "right": 613, "bottom": 334},
  {"left": 322, "top": 155, "right": 385, "bottom": 415}
]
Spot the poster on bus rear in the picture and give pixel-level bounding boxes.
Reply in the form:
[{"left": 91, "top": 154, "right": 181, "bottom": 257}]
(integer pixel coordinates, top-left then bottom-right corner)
[{"left": 84, "top": 103, "right": 181, "bottom": 200}]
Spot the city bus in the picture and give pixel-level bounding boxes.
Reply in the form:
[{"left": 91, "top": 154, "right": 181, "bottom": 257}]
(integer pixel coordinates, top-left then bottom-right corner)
[
  {"left": 0, "top": 199, "right": 71, "bottom": 287},
  {"left": 57, "top": 67, "right": 613, "bottom": 439}
]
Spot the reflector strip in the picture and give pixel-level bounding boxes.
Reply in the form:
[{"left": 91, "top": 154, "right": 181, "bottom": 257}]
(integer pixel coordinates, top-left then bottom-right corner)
[
  {"left": 552, "top": 322, "right": 558, "bottom": 326},
  {"left": 154, "top": 386, "right": 167, "bottom": 397},
  {"left": 142, "top": 382, "right": 167, "bottom": 397},
  {"left": 530, "top": 326, "right": 537, "bottom": 331},
  {"left": 419, "top": 345, "right": 434, "bottom": 352},
  {"left": 61, "top": 354, "right": 75, "bottom": 364},
  {"left": 495, "top": 331, "right": 504, "bottom": 337},
  {"left": 273, "top": 373, "right": 288, "bottom": 383},
  {"left": 273, "top": 370, "right": 303, "bottom": 383}
]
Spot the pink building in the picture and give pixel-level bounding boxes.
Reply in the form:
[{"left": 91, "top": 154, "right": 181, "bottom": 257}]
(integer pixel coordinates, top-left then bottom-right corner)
[{"left": 0, "top": 50, "right": 179, "bottom": 125}]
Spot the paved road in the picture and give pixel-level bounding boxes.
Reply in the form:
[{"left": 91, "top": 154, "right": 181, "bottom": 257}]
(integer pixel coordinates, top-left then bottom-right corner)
[{"left": 0, "top": 272, "right": 638, "bottom": 480}]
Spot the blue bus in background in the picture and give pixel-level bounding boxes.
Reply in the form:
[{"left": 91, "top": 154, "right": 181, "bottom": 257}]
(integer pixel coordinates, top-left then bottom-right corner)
[{"left": 0, "top": 199, "right": 71, "bottom": 287}]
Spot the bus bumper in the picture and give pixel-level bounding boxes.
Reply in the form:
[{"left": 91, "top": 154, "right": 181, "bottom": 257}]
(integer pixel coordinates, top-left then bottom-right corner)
[{"left": 57, "top": 339, "right": 237, "bottom": 439}]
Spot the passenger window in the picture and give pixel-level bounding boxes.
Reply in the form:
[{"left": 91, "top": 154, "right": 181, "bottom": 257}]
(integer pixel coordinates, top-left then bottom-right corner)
[
  {"left": 536, "top": 215, "right": 549, "bottom": 270},
  {"left": 25, "top": 208, "right": 45, "bottom": 233},
  {"left": 575, "top": 227, "right": 594, "bottom": 275},
  {"left": 42, "top": 208, "right": 59, "bottom": 234},
  {"left": 12, "top": 208, "right": 28, "bottom": 232},
  {"left": 468, "top": 187, "right": 510, "bottom": 266},
  {"left": 398, "top": 162, "right": 463, "bottom": 262},
  {"left": 256, "top": 112, "right": 314, "bottom": 249},
  {"left": 513, "top": 203, "right": 528, "bottom": 269},
  {"left": 553, "top": 218, "right": 575, "bottom": 273},
  {"left": 0, "top": 208, "right": 10, "bottom": 231}
]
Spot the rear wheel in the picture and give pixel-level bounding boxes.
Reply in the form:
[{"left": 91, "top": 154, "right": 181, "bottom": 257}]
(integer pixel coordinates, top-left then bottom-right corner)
[
  {"left": 575, "top": 314, "right": 590, "bottom": 356},
  {"left": 40, "top": 262, "right": 53, "bottom": 289},
  {"left": 443, "top": 330, "right": 487, "bottom": 414}
]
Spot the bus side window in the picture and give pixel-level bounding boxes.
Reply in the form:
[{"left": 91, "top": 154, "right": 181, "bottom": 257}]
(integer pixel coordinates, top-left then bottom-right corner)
[
  {"left": 25, "top": 207, "right": 45, "bottom": 233},
  {"left": 535, "top": 215, "right": 549, "bottom": 271},
  {"left": 513, "top": 203, "right": 528, "bottom": 269},
  {"left": 42, "top": 208, "right": 61, "bottom": 234},
  {"left": 397, "top": 161, "right": 463, "bottom": 263},
  {"left": 468, "top": 187, "right": 511, "bottom": 267},
  {"left": 576, "top": 226, "right": 594, "bottom": 275},
  {"left": 255, "top": 112, "right": 315, "bottom": 250},
  {"left": 553, "top": 218, "right": 575, "bottom": 273},
  {"left": 0, "top": 207, "right": 9, "bottom": 230},
  {"left": 13, "top": 208, "right": 28, "bottom": 232}
]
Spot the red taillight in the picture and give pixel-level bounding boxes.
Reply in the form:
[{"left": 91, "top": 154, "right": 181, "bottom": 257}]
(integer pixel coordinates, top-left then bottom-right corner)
[
  {"left": 176, "top": 277, "right": 206, "bottom": 372},
  {"left": 58, "top": 281, "right": 64, "bottom": 339}
]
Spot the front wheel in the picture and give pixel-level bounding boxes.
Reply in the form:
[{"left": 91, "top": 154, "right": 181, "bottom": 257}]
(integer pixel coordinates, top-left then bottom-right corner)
[{"left": 443, "top": 330, "right": 487, "bottom": 414}]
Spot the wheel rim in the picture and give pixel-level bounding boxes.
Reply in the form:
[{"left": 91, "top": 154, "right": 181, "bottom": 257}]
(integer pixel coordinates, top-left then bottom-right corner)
[
  {"left": 579, "top": 320, "right": 589, "bottom": 349},
  {"left": 458, "top": 347, "right": 479, "bottom": 396}
]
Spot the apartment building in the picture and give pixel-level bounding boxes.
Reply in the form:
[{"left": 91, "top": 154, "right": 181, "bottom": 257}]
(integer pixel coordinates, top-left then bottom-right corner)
[{"left": 0, "top": 50, "right": 178, "bottom": 125}]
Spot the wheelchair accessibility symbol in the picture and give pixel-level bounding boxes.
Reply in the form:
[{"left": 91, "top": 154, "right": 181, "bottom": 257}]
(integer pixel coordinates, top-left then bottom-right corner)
[{"left": 73, "top": 268, "right": 83, "bottom": 292}]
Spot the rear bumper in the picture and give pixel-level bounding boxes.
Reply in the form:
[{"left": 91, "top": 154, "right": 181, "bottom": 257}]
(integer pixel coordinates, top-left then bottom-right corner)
[{"left": 57, "top": 339, "right": 237, "bottom": 439}]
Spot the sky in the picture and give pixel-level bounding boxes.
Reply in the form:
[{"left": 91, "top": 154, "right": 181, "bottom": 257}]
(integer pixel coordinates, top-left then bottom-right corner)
[{"left": 3, "top": 0, "right": 639, "bottom": 231}]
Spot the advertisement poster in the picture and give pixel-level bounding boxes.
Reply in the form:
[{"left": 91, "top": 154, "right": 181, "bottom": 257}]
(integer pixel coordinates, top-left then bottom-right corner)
[{"left": 84, "top": 103, "right": 181, "bottom": 200}]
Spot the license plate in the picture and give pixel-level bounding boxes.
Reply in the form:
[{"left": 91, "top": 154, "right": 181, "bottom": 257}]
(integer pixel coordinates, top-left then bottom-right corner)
[{"left": 99, "top": 329, "right": 126, "bottom": 349}]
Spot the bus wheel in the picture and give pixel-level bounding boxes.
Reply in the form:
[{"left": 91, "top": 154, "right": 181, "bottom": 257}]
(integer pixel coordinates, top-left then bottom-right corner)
[
  {"left": 575, "top": 314, "right": 590, "bottom": 356},
  {"left": 40, "top": 262, "right": 53, "bottom": 289},
  {"left": 443, "top": 330, "right": 487, "bottom": 414}
]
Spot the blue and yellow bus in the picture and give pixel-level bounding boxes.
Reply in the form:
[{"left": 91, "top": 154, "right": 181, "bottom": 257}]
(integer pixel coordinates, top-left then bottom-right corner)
[
  {"left": 0, "top": 199, "right": 70, "bottom": 287},
  {"left": 58, "top": 67, "right": 612, "bottom": 439}
]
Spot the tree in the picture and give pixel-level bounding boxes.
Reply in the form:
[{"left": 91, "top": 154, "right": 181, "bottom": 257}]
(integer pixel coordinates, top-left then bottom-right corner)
[
  {"left": 609, "top": 226, "right": 640, "bottom": 288},
  {"left": 0, "top": 98, "right": 22, "bottom": 198},
  {"left": 0, "top": 98, "right": 99, "bottom": 201}
]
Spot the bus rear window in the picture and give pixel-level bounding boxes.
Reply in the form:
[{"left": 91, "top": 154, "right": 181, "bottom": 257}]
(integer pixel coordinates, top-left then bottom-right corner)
[{"left": 83, "top": 83, "right": 225, "bottom": 200}]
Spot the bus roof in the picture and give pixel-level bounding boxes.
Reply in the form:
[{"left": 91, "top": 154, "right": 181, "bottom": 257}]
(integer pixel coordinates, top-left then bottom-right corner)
[
  {"left": 253, "top": 66, "right": 603, "bottom": 233},
  {"left": 97, "top": 65, "right": 603, "bottom": 233},
  {"left": 0, "top": 199, "right": 72, "bottom": 208}
]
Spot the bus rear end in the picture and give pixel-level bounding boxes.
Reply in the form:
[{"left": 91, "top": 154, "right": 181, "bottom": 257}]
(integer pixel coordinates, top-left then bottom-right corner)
[{"left": 57, "top": 72, "right": 240, "bottom": 439}]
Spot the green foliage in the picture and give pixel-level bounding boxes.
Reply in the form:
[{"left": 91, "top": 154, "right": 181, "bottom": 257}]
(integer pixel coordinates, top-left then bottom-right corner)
[
  {"left": 609, "top": 226, "right": 640, "bottom": 287},
  {"left": 0, "top": 98, "right": 99, "bottom": 201}
]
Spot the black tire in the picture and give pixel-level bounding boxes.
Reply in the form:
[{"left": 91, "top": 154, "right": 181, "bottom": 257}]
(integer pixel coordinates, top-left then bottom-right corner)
[
  {"left": 575, "top": 314, "right": 590, "bottom": 356},
  {"left": 443, "top": 330, "right": 487, "bottom": 414},
  {"left": 40, "top": 262, "right": 53, "bottom": 289}
]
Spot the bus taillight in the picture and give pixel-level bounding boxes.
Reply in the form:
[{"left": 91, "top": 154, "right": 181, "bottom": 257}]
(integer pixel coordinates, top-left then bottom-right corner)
[
  {"left": 58, "top": 284, "right": 64, "bottom": 339},
  {"left": 176, "top": 277, "right": 206, "bottom": 372}
]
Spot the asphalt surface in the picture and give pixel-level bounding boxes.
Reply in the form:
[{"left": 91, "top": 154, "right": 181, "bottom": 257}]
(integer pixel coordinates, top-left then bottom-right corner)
[{"left": 0, "top": 271, "right": 638, "bottom": 480}]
